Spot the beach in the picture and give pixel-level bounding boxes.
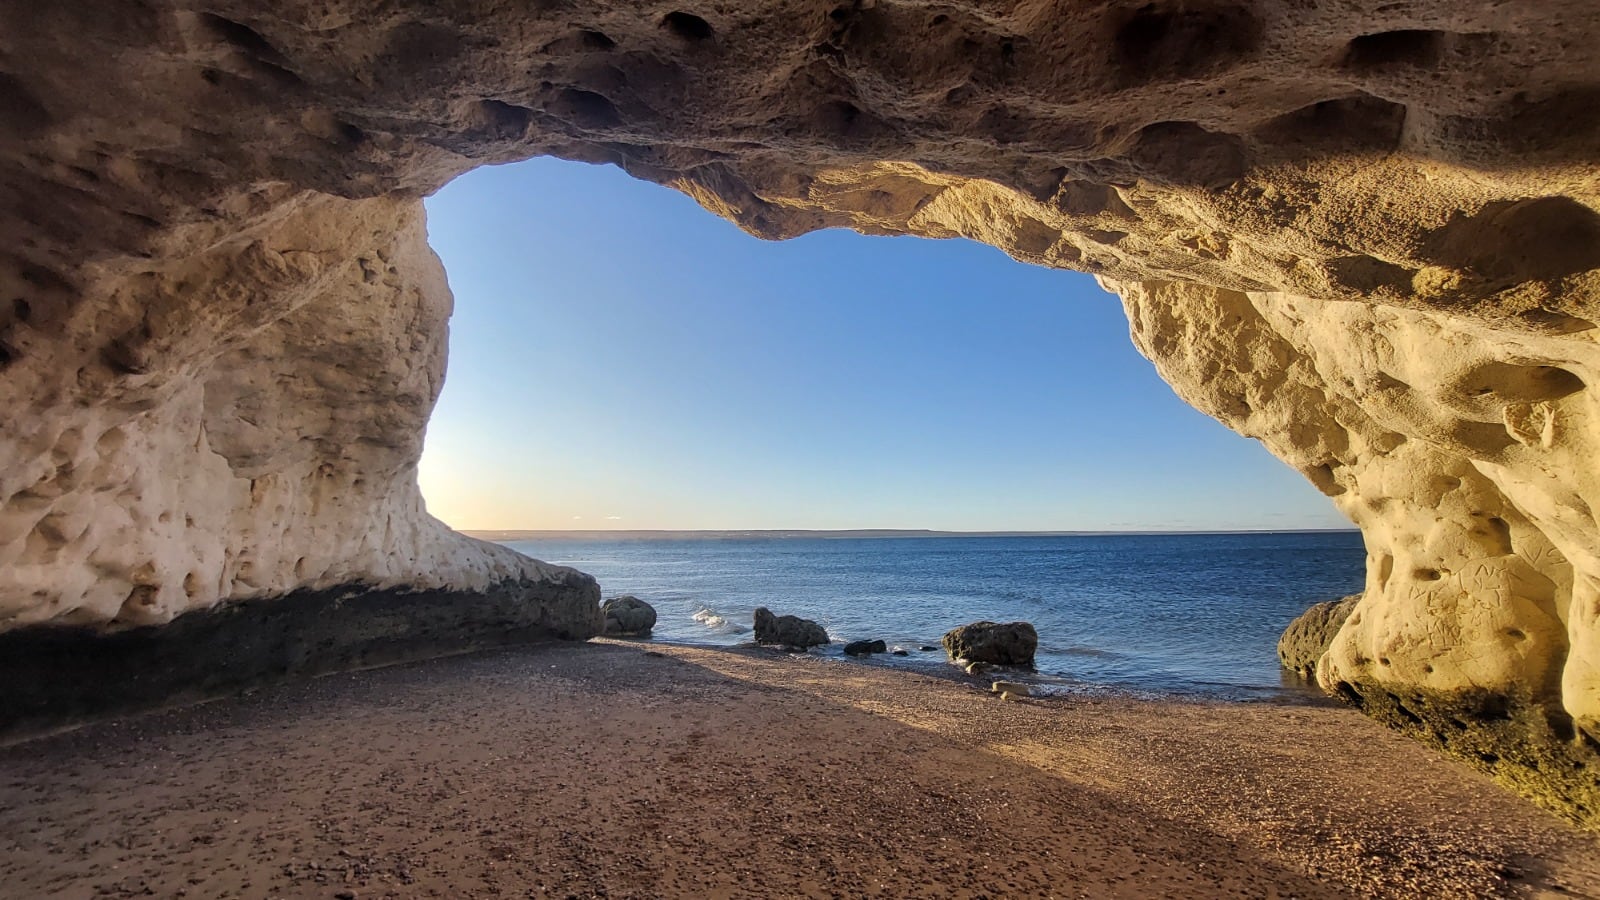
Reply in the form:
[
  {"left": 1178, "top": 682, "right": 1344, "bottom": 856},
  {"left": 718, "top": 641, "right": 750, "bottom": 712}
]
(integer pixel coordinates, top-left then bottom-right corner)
[{"left": 2, "top": 640, "right": 1597, "bottom": 899}]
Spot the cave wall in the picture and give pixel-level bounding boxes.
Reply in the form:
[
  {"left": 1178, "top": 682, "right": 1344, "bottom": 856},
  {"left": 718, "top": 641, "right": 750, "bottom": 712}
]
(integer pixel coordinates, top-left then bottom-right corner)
[{"left": 2, "top": 0, "right": 1599, "bottom": 815}]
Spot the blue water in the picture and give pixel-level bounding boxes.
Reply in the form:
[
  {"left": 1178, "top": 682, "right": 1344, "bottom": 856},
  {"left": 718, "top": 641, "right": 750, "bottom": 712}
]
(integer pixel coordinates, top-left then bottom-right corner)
[{"left": 501, "top": 532, "right": 1366, "bottom": 700}]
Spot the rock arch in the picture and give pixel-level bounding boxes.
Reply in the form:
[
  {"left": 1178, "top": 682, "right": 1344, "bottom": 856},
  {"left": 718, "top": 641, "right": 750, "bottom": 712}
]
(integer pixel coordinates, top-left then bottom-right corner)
[{"left": 2, "top": 0, "right": 1599, "bottom": 820}]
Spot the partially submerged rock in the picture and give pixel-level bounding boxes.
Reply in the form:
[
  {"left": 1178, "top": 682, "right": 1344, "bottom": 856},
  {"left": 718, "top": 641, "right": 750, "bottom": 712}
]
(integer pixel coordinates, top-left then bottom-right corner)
[
  {"left": 1278, "top": 595, "right": 1360, "bottom": 679},
  {"left": 944, "top": 622, "right": 1039, "bottom": 668},
  {"left": 843, "top": 639, "right": 887, "bottom": 656},
  {"left": 752, "top": 608, "right": 829, "bottom": 650},
  {"left": 602, "top": 595, "right": 657, "bottom": 637}
]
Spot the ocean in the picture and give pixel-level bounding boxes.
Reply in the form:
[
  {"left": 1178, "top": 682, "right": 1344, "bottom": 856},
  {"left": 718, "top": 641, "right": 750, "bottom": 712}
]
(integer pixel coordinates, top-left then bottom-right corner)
[{"left": 500, "top": 531, "right": 1367, "bottom": 701}]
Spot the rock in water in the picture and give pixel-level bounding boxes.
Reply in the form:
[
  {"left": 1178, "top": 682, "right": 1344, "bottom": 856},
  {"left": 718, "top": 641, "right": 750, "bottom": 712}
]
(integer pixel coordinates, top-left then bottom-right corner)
[
  {"left": 944, "top": 622, "right": 1038, "bottom": 667},
  {"left": 602, "top": 595, "right": 657, "bottom": 637},
  {"left": 843, "top": 639, "right": 888, "bottom": 656},
  {"left": 1278, "top": 595, "right": 1360, "bottom": 679},
  {"left": 752, "top": 608, "right": 829, "bottom": 649}
]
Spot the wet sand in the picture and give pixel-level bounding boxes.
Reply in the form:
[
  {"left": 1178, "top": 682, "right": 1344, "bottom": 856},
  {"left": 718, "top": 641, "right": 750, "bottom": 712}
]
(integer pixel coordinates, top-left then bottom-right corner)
[{"left": 1, "top": 640, "right": 1597, "bottom": 899}]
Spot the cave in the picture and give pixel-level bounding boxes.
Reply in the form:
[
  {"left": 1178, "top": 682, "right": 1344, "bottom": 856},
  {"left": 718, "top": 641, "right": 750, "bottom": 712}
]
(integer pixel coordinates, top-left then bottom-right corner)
[{"left": 2, "top": 0, "right": 1600, "bottom": 832}]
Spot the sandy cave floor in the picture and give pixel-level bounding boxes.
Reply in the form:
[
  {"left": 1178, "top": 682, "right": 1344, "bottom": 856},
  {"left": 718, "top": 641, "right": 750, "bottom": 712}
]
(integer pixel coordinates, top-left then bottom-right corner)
[{"left": 1, "top": 641, "right": 1599, "bottom": 899}]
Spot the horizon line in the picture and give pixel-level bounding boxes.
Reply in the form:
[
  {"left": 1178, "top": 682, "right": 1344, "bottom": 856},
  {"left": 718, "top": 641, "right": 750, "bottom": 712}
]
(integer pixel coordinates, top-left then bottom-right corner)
[{"left": 464, "top": 526, "right": 1361, "bottom": 539}]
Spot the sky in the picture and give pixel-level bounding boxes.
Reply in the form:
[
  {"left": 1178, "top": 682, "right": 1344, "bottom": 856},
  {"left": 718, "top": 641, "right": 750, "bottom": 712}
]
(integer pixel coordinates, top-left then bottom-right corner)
[{"left": 416, "top": 157, "right": 1349, "bottom": 532}]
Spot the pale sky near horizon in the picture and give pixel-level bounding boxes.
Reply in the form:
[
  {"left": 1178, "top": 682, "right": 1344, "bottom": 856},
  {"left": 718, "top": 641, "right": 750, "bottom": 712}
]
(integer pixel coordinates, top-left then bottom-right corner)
[{"left": 416, "top": 157, "right": 1349, "bottom": 532}]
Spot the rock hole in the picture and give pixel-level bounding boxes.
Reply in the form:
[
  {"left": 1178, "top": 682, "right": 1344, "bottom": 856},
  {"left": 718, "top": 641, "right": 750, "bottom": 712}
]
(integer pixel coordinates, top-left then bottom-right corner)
[
  {"left": 199, "top": 13, "right": 287, "bottom": 64},
  {"left": 1423, "top": 664, "right": 1435, "bottom": 674},
  {"left": 1254, "top": 94, "right": 1408, "bottom": 155},
  {"left": 1549, "top": 715, "right": 1576, "bottom": 742},
  {"left": 102, "top": 335, "right": 150, "bottom": 375},
  {"left": 1421, "top": 196, "right": 1600, "bottom": 287},
  {"left": 1478, "top": 695, "right": 1512, "bottom": 722},
  {"left": 95, "top": 426, "right": 127, "bottom": 455},
  {"left": 472, "top": 99, "right": 534, "bottom": 140},
  {"left": 580, "top": 29, "right": 616, "bottom": 50},
  {"left": 661, "top": 11, "right": 714, "bottom": 41},
  {"left": 200, "top": 67, "right": 221, "bottom": 85},
  {"left": 1334, "top": 681, "right": 1364, "bottom": 708},
  {"left": 1112, "top": 3, "right": 1262, "bottom": 84},
  {"left": 1388, "top": 694, "right": 1423, "bottom": 724},
  {"left": 1341, "top": 29, "right": 1446, "bottom": 70},
  {"left": 1326, "top": 256, "right": 1415, "bottom": 294},
  {"left": 1378, "top": 656, "right": 1391, "bottom": 666},
  {"left": 20, "top": 263, "right": 72, "bottom": 293},
  {"left": 1505, "top": 627, "right": 1527, "bottom": 641},
  {"left": 1128, "top": 121, "right": 1246, "bottom": 190},
  {"left": 122, "top": 584, "right": 159, "bottom": 613},
  {"left": 12, "top": 298, "right": 30, "bottom": 322},
  {"left": 1413, "top": 568, "right": 1442, "bottom": 581},
  {"left": 0, "top": 337, "right": 16, "bottom": 370},
  {"left": 1455, "top": 362, "right": 1585, "bottom": 403},
  {"left": 1476, "top": 751, "right": 1501, "bottom": 765},
  {"left": 548, "top": 88, "right": 621, "bottom": 129},
  {"left": 183, "top": 572, "right": 201, "bottom": 599},
  {"left": 0, "top": 71, "right": 54, "bottom": 136},
  {"left": 1306, "top": 462, "right": 1346, "bottom": 497},
  {"left": 1517, "top": 309, "right": 1597, "bottom": 334},
  {"left": 1484, "top": 516, "right": 1513, "bottom": 555}
]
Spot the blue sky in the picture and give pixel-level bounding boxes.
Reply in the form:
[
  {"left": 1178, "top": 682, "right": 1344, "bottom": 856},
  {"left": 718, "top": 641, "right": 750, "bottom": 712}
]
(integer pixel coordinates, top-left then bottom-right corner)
[{"left": 417, "top": 157, "right": 1347, "bottom": 532}]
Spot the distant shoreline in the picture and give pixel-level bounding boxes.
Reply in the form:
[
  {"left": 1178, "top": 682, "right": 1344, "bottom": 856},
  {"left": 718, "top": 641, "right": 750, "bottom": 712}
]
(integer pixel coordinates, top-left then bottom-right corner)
[{"left": 467, "top": 527, "right": 1361, "bottom": 541}]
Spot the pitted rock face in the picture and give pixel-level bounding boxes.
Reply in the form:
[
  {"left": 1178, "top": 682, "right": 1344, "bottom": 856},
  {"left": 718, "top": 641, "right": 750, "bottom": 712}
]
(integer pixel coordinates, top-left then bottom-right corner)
[{"left": 2, "top": 0, "right": 1599, "bottom": 818}]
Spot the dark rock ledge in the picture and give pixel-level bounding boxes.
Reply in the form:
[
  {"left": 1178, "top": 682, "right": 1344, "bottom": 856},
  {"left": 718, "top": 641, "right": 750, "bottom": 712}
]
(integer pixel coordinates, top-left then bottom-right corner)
[{"left": 0, "top": 573, "right": 600, "bottom": 741}]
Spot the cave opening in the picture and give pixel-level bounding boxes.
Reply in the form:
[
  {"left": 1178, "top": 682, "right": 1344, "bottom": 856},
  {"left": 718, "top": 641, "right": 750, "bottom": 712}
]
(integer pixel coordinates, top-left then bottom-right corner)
[{"left": 415, "top": 155, "right": 1362, "bottom": 694}]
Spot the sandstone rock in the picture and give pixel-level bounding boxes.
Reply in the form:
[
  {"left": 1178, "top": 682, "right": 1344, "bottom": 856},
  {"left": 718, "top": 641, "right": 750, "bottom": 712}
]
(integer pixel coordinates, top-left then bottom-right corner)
[
  {"left": 844, "top": 639, "right": 887, "bottom": 656},
  {"left": 752, "top": 608, "right": 829, "bottom": 649},
  {"left": 601, "top": 595, "right": 656, "bottom": 637},
  {"left": 1278, "top": 595, "right": 1360, "bottom": 679},
  {"left": 944, "top": 622, "right": 1039, "bottom": 667},
  {"left": 0, "top": 0, "right": 1597, "bottom": 821}
]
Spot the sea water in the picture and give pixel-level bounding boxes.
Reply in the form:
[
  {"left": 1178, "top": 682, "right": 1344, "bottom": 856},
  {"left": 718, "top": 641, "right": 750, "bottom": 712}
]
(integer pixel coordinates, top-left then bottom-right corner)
[{"left": 500, "top": 531, "right": 1366, "bottom": 700}]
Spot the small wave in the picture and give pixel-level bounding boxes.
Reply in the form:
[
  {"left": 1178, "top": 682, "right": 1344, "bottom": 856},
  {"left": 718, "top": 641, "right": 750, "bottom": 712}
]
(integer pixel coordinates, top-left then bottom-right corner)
[{"left": 692, "top": 606, "right": 749, "bottom": 634}]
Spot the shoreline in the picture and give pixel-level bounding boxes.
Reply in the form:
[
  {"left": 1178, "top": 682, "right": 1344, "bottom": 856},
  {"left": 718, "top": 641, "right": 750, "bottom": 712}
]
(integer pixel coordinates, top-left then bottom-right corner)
[
  {"left": 633, "top": 634, "right": 1341, "bottom": 707},
  {"left": 3, "top": 640, "right": 1596, "bottom": 898}
]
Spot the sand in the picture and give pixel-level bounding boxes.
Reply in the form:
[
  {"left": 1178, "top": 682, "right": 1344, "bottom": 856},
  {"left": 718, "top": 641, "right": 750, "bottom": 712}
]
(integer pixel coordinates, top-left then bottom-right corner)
[{"left": 1, "top": 640, "right": 1598, "bottom": 899}]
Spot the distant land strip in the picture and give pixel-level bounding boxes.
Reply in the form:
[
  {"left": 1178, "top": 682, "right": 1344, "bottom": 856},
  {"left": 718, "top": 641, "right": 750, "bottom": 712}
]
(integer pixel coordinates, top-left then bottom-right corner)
[{"left": 466, "top": 528, "right": 1361, "bottom": 542}]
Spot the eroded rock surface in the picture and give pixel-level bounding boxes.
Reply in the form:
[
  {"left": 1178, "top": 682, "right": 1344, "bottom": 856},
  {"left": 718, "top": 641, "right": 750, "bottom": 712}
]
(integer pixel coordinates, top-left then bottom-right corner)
[{"left": 2, "top": 0, "right": 1599, "bottom": 818}]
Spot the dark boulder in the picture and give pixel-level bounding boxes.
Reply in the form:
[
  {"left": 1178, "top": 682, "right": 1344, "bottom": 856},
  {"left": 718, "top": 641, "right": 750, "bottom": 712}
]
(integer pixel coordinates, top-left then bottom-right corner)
[
  {"left": 602, "top": 595, "right": 657, "bottom": 636},
  {"left": 942, "top": 621, "right": 1038, "bottom": 667},
  {"left": 843, "top": 639, "right": 887, "bottom": 656},
  {"left": 752, "top": 607, "right": 829, "bottom": 649}
]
